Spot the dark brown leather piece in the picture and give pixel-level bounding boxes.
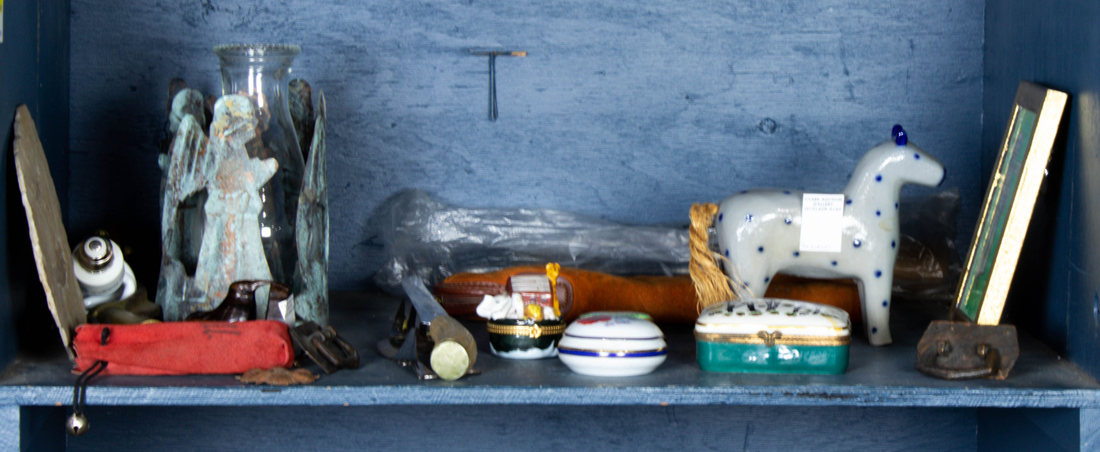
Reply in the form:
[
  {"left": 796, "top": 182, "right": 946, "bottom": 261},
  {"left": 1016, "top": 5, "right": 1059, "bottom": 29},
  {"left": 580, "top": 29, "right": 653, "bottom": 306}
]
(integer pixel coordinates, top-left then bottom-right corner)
[{"left": 186, "top": 280, "right": 290, "bottom": 323}]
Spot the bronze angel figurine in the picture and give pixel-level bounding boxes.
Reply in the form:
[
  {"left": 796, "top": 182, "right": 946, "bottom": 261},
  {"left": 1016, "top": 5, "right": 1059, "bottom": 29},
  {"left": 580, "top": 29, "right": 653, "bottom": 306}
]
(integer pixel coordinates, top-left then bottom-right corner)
[{"left": 157, "top": 79, "right": 329, "bottom": 326}]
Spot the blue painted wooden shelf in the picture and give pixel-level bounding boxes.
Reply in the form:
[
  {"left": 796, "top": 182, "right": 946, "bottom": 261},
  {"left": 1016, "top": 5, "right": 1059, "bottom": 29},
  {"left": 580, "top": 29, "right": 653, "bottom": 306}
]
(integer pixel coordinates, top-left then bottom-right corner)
[
  {"left": 3, "top": 0, "right": 1099, "bottom": 448},
  {"left": 2, "top": 291, "right": 1097, "bottom": 410}
]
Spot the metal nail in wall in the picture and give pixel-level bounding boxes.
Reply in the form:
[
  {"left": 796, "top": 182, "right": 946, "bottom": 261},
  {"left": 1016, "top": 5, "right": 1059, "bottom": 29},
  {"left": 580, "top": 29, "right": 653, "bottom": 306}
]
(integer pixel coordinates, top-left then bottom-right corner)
[{"left": 468, "top": 49, "right": 526, "bottom": 121}]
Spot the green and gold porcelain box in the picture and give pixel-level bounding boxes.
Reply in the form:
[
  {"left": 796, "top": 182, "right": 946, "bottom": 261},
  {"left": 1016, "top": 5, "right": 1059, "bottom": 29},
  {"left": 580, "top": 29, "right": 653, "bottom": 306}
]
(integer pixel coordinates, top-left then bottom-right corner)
[
  {"left": 695, "top": 299, "right": 850, "bottom": 374},
  {"left": 487, "top": 318, "right": 567, "bottom": 359}
]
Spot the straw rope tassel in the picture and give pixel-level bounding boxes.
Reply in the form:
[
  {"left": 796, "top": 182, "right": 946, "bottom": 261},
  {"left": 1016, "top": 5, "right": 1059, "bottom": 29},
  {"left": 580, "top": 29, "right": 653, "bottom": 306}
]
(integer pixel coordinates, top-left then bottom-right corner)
[{"left": 689, "top": 203, "right": 736, "bottom": 311}]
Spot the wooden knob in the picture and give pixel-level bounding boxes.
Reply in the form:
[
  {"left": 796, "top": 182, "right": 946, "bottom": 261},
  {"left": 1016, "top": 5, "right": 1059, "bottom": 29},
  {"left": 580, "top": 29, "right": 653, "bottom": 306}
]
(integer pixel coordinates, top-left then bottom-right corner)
[{"left": 428, "top": 315, "right": 477, "bottom": 380}]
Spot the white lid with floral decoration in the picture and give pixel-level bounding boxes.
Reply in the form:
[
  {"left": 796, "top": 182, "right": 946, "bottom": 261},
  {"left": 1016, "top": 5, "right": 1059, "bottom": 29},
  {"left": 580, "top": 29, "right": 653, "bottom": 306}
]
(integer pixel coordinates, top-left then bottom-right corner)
[{"left": 695, "top": 299, "right": 850, "bottom": 338}]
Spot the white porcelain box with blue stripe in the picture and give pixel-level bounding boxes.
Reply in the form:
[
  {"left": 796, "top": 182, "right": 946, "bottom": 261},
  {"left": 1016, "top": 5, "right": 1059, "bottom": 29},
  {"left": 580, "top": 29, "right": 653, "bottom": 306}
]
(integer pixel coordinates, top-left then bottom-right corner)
[{"left": 557, "top": 311, "right": 667, "bottom": 377}]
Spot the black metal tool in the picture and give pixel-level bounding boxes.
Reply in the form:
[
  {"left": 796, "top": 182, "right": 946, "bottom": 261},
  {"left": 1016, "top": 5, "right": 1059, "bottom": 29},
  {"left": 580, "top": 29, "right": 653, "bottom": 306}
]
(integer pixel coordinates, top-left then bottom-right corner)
[
  {"left": 402, "top": 276, "right": 479, "bottom": 380},
  {"left": 468, "top": 49, "right": 526, "bottom": 121},
  {"left": 377, "top": 298, "right": 436, "bottom": 379},
  {"left": 376, "top": 285, "right": 481, "bottom": 381}
]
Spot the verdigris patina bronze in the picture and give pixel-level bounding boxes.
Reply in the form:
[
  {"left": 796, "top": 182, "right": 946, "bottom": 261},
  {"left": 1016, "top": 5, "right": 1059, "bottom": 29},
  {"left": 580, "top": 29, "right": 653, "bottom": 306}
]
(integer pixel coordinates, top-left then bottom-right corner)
[
  {"left": 159, "top": 95, "right": 276, "bottom": 319},
  {"left": 293, "top": 85, "right": 328, "bottom": 326},
  {"left": 158, "top": 73, "right": 329, "bottom": 325}
]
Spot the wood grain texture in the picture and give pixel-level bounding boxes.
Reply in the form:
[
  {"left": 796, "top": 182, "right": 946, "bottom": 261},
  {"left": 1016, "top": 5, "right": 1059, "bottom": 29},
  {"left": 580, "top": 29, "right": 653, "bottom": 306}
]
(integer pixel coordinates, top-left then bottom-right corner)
[
  {"left": 67, "top": 0, "right": 984, "bottom": 290},
  {"left": 977, "top": 408, "right": 1079, "bottom": 452},
  {"left": 13, "top": 106, "right": 85, "bottom": 359},
  {"left": 18, "top": 407, "right": 65, "bottom": 452},
  {"left": 983, "top": 1, "right": 1100, "bottom": 386},
  {"left": 0, "top": 406, "right": 66, "bottom": 452},
  {"left": 67, "top": 405, "right": 976, "bottom": 452},
  {"left": 0, "top": 0, "right": 39, "bottom": 375},
  {"left": 1082, "top": 408, "right": 1100, "bottom": 451},
  {"left": 1, "top": 292, "right": 1099, "bottom": 409},
  {"left": 0, "top": 0, "right": 71, "bottom": 371},
  {"left": 0, "top": 406, "right": 16, "bottom": 452}
]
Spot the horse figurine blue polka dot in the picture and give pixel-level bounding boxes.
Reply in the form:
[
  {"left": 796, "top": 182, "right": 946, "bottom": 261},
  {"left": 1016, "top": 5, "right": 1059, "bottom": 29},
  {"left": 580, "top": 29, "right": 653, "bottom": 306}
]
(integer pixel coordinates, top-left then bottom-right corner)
[{"left": 690, "top": 125, "right": 945, "bottom": 346}]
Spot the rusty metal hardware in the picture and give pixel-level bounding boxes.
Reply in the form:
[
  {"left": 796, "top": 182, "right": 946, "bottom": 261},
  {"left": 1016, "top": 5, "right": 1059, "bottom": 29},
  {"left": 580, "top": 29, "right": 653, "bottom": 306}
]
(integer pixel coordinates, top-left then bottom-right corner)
[
  {"left": 915, "top": 320, "right": 1019, "bottom": 380},
  {"left": 290, "top": 321, "right": 359, "bottom": 374}
]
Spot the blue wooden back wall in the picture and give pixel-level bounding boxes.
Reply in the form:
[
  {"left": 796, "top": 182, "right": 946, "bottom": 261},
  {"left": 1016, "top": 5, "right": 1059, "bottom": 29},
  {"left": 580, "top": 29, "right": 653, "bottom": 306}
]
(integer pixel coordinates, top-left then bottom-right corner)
[
  {"left": 984, "top": 0, "right": 1100, "bottom": 377},
  {"left": 68, "top": 0, "right": 985, "bottom": 290}
]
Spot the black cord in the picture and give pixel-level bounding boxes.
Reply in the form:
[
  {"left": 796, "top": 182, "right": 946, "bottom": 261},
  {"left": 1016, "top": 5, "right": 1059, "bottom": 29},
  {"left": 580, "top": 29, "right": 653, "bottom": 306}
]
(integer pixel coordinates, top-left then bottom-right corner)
[
  {"left": 72, "top": 361, "right": 107, "bottom": 417},
  {"left": 72, "top": 327, "right": 111, "bottom": 417}
]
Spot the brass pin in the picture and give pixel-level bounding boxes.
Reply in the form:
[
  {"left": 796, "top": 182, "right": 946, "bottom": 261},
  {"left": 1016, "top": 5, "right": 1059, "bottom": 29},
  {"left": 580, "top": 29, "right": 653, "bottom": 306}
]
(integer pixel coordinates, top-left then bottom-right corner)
[{"left": 546, "top": 262, "right": 561, "bottom": 318}]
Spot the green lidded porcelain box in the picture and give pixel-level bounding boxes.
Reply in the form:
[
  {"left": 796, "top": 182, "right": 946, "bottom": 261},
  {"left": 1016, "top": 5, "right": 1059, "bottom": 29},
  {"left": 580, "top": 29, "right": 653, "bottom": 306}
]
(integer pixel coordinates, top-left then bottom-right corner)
[{"left": 695, "top": 298, "right": 850, "bottom": 374}]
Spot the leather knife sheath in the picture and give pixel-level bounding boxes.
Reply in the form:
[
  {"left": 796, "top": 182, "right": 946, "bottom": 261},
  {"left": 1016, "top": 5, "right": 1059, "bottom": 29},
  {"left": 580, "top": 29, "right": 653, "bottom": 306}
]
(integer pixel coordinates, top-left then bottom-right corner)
[{"left": 434, "top": 266, "right": 863, "bottom": 325}]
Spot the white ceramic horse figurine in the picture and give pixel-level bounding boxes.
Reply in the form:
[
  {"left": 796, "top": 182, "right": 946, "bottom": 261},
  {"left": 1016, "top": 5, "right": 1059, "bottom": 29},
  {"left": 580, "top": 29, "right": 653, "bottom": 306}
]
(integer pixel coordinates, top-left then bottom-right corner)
[{"left": 707, "top": 125, "right": 944, "bottom": 346}]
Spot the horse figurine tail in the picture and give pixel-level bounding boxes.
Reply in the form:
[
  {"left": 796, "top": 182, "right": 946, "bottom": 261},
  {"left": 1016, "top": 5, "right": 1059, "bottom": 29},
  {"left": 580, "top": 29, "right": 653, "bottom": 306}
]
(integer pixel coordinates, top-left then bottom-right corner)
[{"left": 689, "top": 203, "right": 744, "bottom": 311}]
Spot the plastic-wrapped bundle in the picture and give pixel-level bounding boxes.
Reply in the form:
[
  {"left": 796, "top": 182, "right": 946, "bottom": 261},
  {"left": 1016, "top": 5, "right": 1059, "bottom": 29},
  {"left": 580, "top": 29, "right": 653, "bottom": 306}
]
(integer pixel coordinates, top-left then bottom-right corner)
[
  {"left": 372, "top": 189, "right": 960, "bottom": 304},
  {"left": 372, "top": 190, "right": 691, "bottom": 293}
]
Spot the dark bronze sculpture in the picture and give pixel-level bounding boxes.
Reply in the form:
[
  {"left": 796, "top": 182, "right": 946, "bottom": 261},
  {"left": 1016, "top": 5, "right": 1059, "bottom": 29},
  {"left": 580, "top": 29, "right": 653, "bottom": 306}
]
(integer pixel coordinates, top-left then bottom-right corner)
[{"left": 186, "top": 280, "right": 290, "bottom": 323}]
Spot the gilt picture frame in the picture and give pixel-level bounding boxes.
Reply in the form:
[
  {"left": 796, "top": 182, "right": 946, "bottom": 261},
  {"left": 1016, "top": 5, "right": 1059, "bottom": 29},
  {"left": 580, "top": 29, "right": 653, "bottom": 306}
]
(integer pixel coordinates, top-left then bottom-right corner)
[{"left": 953, "top": 81, "right": 1068, "bottom": 324}]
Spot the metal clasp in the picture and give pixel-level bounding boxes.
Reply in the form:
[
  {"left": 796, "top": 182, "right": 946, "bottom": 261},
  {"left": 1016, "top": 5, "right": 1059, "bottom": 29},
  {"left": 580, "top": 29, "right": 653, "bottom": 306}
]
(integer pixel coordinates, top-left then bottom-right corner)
[
  {"left": 290, "top": 321, "right": 359, "bottom": 374},
  {"left": 757, "top": 330, "right": 782, "bottom": 347}
]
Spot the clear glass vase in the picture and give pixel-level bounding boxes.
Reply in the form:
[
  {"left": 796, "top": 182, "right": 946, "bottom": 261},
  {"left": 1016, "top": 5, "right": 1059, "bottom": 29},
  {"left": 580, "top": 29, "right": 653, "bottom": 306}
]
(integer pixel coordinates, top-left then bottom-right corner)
[{"left": 213, "top": 44, "right": 304, "bottom": 288}]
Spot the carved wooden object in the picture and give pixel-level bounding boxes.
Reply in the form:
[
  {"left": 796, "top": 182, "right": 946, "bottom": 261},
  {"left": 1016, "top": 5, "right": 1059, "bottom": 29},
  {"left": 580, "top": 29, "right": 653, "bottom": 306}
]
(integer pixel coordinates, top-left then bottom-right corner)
[{"left": 12, "top": 105, "right": 85, "bottom": 358}]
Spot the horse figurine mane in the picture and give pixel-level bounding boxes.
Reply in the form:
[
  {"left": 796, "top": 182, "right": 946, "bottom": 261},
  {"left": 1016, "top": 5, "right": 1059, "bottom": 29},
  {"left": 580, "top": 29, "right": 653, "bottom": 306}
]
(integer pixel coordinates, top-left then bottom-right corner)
[{"left": 689, "top": 125, "right": 945, "bottom": 346}]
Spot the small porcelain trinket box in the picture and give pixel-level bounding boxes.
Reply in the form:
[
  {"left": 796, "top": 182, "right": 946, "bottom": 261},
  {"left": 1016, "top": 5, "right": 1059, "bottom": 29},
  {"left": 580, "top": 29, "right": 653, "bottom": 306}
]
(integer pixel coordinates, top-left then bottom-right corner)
[
  {"left": 487, "top": 318, "right": 567, "bottom": 359},
  {"left": 557, "top": 311, "right": 667, "bottom": 377},
  {"left": 695, "top": 299, "right": 850, "bottom": 374}
]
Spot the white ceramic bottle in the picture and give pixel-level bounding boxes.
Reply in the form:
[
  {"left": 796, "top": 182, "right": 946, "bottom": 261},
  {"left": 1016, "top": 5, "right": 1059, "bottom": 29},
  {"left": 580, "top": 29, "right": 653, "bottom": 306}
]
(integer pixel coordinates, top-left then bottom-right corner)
[{"left": 72, "top": 236, "right": 136, "bottom": 308}]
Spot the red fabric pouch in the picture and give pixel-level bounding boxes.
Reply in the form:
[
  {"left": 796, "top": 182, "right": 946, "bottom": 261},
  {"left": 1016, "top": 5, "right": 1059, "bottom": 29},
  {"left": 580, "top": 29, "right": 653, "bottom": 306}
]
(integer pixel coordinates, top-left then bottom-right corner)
[{"left": 72, "top": 321, "right": 295, "bottom": 376}]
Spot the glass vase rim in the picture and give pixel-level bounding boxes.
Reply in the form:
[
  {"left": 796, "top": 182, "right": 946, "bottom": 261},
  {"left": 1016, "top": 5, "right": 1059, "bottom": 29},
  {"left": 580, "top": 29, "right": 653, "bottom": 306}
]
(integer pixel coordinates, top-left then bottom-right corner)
[{"left": 214, "top": 44, "right": 301, "bottom": 59}]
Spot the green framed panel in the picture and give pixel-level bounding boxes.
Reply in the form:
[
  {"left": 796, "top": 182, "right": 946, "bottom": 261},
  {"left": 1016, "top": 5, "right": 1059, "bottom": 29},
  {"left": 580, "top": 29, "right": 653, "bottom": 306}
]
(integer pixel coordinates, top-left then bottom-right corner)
[{"left": 954, "top": 81, "right": 1067, "bottom": 324}]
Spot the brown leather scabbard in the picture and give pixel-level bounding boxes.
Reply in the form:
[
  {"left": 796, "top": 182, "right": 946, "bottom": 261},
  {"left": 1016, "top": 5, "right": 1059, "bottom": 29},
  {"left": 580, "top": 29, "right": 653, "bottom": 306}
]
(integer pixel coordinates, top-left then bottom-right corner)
[{"left": 434, "top": 266, "right": 863, "bottom": 325}]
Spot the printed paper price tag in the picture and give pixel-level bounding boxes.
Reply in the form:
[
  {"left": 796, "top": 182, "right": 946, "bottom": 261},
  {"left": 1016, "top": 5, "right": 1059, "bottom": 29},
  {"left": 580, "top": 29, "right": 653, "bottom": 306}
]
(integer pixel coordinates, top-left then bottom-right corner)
[{"left": 799, "top": 193, "right": 844, "bottom": 253}]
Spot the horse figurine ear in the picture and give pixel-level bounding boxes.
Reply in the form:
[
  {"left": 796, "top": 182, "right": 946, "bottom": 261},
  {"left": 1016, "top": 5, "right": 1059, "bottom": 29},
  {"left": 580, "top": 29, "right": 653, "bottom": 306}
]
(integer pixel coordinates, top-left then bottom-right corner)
[
  {"left": 689, "top": 125, "right": 945, "bottom": 346},
  {"left": 892, "top": 124, "right": 908, "bottom": 146}
]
